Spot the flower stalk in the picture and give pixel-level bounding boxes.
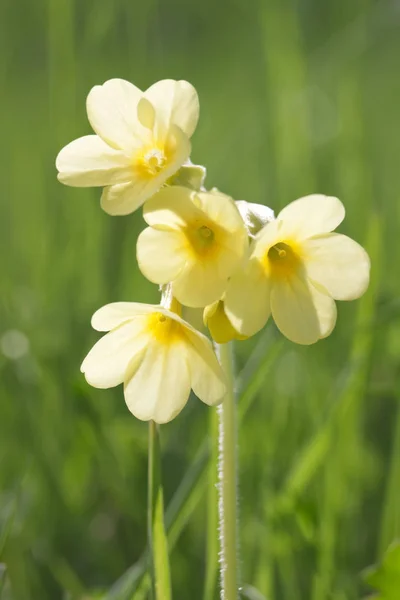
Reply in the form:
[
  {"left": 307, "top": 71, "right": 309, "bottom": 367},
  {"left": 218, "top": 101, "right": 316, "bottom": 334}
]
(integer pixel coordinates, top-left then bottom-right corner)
[
  {"left": 148, "top": 420, "right": 171, "bottom": 600},
  {"left": 216, "top": 342, "right": 240, "bottom": 599}
]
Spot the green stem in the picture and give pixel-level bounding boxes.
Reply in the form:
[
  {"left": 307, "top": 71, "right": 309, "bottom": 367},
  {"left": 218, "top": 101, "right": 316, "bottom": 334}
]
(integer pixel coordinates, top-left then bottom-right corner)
[
  {"left": 203, "top": 407, "right": 219, "bottom": 600},
  {"left": 148, "top": 420, "right": 171, "bottom": 600},
  {"left": 217, "top": 342, "right": 240, "bottom": 599}
]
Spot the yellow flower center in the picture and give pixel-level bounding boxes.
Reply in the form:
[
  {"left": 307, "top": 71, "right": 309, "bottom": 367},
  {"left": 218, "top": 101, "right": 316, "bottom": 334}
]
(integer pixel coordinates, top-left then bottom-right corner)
[
  {"left": 265, "top": 241, "right": 302, "bottom": 279},
  {"left": 146, "top": 312, "right": 185, "bottom": 345},
  {"left": 135, "top": 147, "right": 167, "bottom": 178},
  {"left": 185, "top": 223, "right": 217, "bottom": 258}
]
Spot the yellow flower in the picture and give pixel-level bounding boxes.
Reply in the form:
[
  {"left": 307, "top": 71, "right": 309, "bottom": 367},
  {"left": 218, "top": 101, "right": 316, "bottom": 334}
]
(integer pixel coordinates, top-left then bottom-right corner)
[
  {"left": 203, "top": 300, "right": 247, "bottom": 344},
  {"left": 224, "top": 194, "right": 370, "bottom": 345},
  {"left": 137, "top": 186, "right": 248, "bottom": 307},
  {"left": 56, "top": 79, "right": 199, "bottom": 215},
  {"left": 81, "top": 302, "right": 226, "bottom": 423}
]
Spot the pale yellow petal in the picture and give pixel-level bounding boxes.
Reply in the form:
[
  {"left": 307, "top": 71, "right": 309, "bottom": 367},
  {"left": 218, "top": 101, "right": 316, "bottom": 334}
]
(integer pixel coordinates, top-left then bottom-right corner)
[
  {"left": 91, "top": 302, "right": 159, "bottom": 332},
  {"left": 224, "top": 258, "right": 271, "bottom": 336},
  {"left": 143, "top": 185, "right": 199, "bottom": 230},
  {"left": 303, "top": 233, "right": 370, "bottom": 300},
  {"left": 81, "top": 319, "right": 149, "bottom": 388},
  {"left": 197, "top": 190, "right": 244, "bottom": 234},
  {"left": 172, "top": 260, "right": 228, "bottom": 308},
  {"left": 137, "top": 97, "right": 156, "bottom": 130},
  {"left": 137, "top": 228, "right": 187, "bottom": 284},
  {"left": 101, "top": 181, "right": 154, "bottom": 216},
  {"left": 86, "top": 79, "right": 148, "bottom": 152},
  {"left": 277, "top": 194, "right": 345, "bottom": 239},
  {"left": 124, "top": 341, "right": 191, "bottom": 423},
  {"left": 160, "top": 124, "right": 192, "bottom": 181},
  {"left": 56, "top": 135, "right": 132, "bottom": 187},
  {"left": 204, "top": 301, "right": 246, "bottom": 344},
  {"left": 270, "top": 275, "right": 337, "bottom": 345},
  {"left": 184, "top": 329, "right": 226, "bottom": 405},
  {"left": 144, "top": 79, "right": 199, "bottom": 138}
]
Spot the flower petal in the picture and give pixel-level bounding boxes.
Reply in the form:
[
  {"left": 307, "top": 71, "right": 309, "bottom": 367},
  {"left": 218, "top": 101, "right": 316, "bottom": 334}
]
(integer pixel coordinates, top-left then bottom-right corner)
[
  {"left": 145, "top": 79, "right": 199, "bottom": 139},
  {"left": 81, "top": 318, "right": 149, "bottom": 388},
  {"left": 270, "top": 275, "right": 337, "bottom": 345},
  {"left": 101, "top": 181, "right": 152, "bottom": 216},
  {"left": 197, "top": 190, "right": 244, "bottom": 234},
  {"left": 137, "top": 97, "right": 156, "bottom": 130},
  {"left": 204, "top": 301, "right": 246, "bottom": 344},
  {"left": 124, "top": 341, "right": 191, "bottom": 423},
  {"left": 143, "top": 185, "right": 199, "bottom": 230},
  {"left": 303, "top": 233, "right": 370, "bottom": 300},
  {"left": 277, "top": 195, "right": 345, "bottom": 239},
  {"left": 91, "top": 302, "right": 159, "bottom": 332},
  {"left": 86, "top": 79, "right": 149, "bottom": 153},
  {"left": 184, "top": 329, "right": 226, "bottom": 405},
  {"left": 137, "top": 228, "right": 188, "bottom": 285},
  {"left": 172, "top": 260, "right": 228, "bottom": 308},
  {"left": 56, "top": 135, "right": 132, "bottom": 187},
  {"left": 224, "top": 258, "right": 271, "bottom": 336}
]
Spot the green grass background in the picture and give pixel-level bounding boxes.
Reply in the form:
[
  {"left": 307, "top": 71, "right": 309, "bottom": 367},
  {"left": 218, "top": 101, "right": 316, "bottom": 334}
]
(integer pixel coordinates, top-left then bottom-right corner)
[{"left": 1, "top": 0, "right": 399, "bottom": 598}]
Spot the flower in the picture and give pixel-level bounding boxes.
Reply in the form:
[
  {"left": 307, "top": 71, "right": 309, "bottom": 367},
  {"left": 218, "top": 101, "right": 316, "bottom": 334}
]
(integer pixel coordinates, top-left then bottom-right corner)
[
  {"left": 136, "top": 186, "right": 248, "bottom": 307},
  {"left": 56, "top": 78, "right": 199, "bottom": 215},
  {"left": 224, "top": 194, "right": 370, "bottom": 345},
  {"left": 80, "top": 302, "right": 226, "bottom": 423},
  {"left": 203, "top": 299, "right": 247, "bottom": 344}
]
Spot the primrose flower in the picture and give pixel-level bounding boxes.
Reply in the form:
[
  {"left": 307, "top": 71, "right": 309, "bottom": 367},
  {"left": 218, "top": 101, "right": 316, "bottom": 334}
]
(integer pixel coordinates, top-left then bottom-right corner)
[
  {"left": 224, "top": 194, "right": 370, "bottom": 345},
  {"left": 137, "top": 186, "right": 248, "bottom": 307},
  {"left": 56, "top": 78, "right": 199, "bottom": 215},
  {"left": 81, "top": 302, "right": 226, "bottom": 423}
]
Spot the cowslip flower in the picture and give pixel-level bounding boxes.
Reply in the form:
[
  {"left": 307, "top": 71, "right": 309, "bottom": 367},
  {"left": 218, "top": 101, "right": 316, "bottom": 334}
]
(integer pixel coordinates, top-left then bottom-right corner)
[
  {"left": 80, "top": 302, "right": 226, "bottom": 423},
  {"left": 224, "top": 194, "right": 370, "bottom": 345},
  {"left": 56, "top": 78, "right": 199, "bottom": 215},
  {"left": 136, "top": 186, "right": 248, "bottom": 307}
]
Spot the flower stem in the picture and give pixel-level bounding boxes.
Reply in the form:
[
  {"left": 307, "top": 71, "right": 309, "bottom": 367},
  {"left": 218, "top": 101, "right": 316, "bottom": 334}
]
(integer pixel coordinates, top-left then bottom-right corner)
[
  {"left": 148, "top": 420, "right": 171, "bottom": 600},
  {"left": 216, "top": 342, "right": 240, "bottom": 599}
]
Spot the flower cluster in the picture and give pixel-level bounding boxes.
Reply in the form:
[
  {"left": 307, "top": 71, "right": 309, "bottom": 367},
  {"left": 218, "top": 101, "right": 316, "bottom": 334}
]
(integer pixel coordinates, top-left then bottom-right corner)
[{"left": 57, "top": 78, "right": 370, "bottom": 423}]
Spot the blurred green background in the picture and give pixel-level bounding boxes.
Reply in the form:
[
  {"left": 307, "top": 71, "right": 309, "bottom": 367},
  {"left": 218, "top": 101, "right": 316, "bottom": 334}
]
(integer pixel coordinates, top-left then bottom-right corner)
[{"left": 1, "top": 0, "right": 400, "bottom": 598}]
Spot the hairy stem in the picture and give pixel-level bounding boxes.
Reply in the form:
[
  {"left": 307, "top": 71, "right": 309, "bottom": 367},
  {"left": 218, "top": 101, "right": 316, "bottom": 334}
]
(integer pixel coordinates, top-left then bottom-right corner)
[{"left": 216, "top": 342, "right": 240, "bottom": 599}]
